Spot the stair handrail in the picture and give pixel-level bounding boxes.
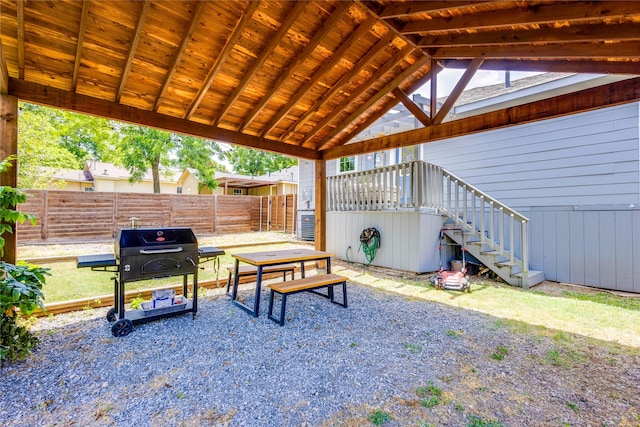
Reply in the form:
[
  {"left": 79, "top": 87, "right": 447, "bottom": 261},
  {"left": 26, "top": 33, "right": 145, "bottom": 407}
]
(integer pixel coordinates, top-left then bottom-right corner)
[
  {"left": 439, "top": 167, "right": 529, "bottom": 286},
  {"left": 326, "top": 160, "right": 530, "bottom": 286}
]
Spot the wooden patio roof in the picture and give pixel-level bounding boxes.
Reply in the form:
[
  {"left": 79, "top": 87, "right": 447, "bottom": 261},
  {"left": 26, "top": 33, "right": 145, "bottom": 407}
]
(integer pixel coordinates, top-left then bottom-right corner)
[{"left": 2, "top": 0, "right": 639, "bottom": 162}]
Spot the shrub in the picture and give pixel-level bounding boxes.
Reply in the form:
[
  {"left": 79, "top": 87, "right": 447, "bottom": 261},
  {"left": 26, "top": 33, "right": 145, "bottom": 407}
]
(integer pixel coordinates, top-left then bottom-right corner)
[{"left": 0, "top": 156, "right": 49, "bottom": 363}]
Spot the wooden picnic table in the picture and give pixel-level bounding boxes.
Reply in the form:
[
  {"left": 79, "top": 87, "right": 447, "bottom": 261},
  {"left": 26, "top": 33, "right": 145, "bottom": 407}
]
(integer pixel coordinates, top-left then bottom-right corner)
[{"left": 230, "top": 248, "right": 334, "bottom": 317}]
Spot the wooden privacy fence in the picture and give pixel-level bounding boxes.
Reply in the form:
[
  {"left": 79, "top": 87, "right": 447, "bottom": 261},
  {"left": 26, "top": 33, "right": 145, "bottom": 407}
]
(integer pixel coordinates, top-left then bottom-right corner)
[{"left": 17, "top": 190, "right": 298, "bottom": 243}]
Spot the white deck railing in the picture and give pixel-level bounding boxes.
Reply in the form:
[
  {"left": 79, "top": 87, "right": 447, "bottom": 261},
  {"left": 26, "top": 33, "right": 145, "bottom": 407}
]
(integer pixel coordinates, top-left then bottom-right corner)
[{"left": 327, "top": 161, "right": 529, "bottom": 279}]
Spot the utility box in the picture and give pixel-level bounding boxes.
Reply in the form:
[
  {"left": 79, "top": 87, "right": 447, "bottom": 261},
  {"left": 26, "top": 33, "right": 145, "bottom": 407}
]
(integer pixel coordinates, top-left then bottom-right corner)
[{"left": 300, "top": 214, "right": 315, "bottom": 241}]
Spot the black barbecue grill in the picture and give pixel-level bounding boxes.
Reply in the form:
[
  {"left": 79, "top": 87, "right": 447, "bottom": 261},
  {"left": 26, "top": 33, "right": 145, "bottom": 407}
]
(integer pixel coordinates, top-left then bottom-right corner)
[
  {"left": 77, "top": 227, "right": 224, "bottom": 337},
  {"left": 115, "top": 227, "right": 199, "bottom": 282}
]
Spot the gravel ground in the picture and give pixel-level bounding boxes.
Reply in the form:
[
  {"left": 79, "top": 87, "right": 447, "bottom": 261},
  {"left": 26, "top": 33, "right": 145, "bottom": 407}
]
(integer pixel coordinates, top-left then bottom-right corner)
[{"left": 2, "top": 273, "right": 639, "bottom": 426}]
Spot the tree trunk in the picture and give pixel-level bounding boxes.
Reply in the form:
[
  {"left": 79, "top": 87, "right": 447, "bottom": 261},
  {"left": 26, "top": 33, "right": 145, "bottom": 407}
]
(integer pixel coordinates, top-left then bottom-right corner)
[{"left": 152, "top": 156, "right": 161, "bottom": 193}]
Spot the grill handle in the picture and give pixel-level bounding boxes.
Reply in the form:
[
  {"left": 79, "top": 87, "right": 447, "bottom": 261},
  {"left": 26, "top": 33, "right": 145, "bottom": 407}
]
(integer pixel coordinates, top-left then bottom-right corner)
[{"left": 139, "top": 247, "right": 183, "bottom": 255}]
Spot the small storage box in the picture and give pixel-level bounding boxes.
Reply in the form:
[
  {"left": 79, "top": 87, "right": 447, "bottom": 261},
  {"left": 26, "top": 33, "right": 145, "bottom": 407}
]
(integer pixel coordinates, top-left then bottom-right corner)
[
  {"left": 152, "top": 289, "right": 176, "bottom": 308},
  {"left": 140, "top": 296, "right": 187, "bottom": 316}
]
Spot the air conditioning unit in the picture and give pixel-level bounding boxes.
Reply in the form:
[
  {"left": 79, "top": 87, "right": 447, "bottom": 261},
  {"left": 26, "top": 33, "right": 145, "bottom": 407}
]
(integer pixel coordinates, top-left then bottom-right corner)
[{"left": 299, "top": 214, "right": 315, "bottom": 241}]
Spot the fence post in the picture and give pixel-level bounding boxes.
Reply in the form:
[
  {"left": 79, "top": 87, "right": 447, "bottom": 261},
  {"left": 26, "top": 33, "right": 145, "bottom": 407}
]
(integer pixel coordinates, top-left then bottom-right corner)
[
  {"left": 213, "top": 195, "right": 218, "bottom": 234},
  {"left": 259, "top": 196, "right": 263, "bottom": 231},
  {"left": 283, "top": 194, "right": 287, "bottom": 232},
  {"left": 267, "top": 196, "right": 271, "bottom": 231},
  {"left": 41, "top": 190, "right": 49, "bottom": 240},
  {"left": 112, "top": 192, "right": 118, "bottom": 237}
]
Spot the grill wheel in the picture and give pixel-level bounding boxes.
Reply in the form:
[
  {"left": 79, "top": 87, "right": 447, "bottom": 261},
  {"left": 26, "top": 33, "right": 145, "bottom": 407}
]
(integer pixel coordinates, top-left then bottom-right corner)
[
  {"left": 106, "top": 307, "right": 117, "bottom": 322},
  {"left": 111, "top": 319, "right": 133, "bottom": 337}
]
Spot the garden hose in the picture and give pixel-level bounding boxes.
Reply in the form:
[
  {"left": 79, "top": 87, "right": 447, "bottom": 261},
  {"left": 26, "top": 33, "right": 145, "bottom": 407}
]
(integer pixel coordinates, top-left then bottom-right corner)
[{"left": 358, "top": 227, "right": 381, "bottom": 267}]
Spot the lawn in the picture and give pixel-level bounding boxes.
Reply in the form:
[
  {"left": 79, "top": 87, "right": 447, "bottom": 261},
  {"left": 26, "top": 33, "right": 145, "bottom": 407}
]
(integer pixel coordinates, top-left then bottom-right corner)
[
  {"left": 19, "top": 232, "right": 640, "bottom": 349},
  {"left": 35, "top": 241, "right": 308, "bottom": 303}
]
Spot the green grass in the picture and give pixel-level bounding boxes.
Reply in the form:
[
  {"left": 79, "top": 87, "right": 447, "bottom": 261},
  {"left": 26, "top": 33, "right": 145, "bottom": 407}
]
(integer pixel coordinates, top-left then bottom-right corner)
[
  {"left": 467, "top": 415, "right": 502, "bottom": 427},
  {"left": 560, "top": 290, "right": 640, "bottom": 311},
  {"left": 403, "top": 342, "right": 423, "bottom": 354},
  {"left": 37, "top": 243, "right": 307, "bottom": 303},
  {"left": 491, "top": 345, "right": 509, "bottom": 361},
  {"left": 339, "top": 269, "right": 640, "bottom": 348},
  {"left": 367, "top": 409, "right": 392, "bottom": 426},
  {"left": 417, "top": 381, "right": 443, "bottom": 408},
  {"left": 543, "top": 347, "right": 586, "bottom": 368},
  {"left": 466, "top": 415, "right": 503, "bottom": 427}
]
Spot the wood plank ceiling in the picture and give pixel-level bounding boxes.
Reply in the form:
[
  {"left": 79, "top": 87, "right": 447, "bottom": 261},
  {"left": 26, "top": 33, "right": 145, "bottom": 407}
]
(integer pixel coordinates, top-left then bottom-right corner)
[{"left": 1, "top": 0, "right": 639, "bottom": 161}]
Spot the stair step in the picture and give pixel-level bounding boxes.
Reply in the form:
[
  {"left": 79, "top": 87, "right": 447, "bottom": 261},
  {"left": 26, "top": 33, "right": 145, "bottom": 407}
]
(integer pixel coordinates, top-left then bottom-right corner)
[
  {"left": 512, "top": 270, "right": 545, "bottom": 287},
  {"left": 480, "top": 249, "right": 499, "bottom": 256}
]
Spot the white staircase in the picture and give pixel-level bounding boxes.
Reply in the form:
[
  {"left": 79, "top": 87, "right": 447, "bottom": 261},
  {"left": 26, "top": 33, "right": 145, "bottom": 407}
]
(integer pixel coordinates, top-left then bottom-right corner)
[
  {"left": 440, "top": 221, "right": 544, "bottom": 288},
  {"left": 326, "top": 161, "right": 545, "bottom": 288},
  {"left": 436, "top": 167, "right": 544, "bottom": 288}
]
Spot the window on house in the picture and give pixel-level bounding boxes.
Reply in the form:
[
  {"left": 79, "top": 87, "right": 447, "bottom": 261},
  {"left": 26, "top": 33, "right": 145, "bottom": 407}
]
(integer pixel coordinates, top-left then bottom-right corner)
[
  {"left": 339, "top": 156, "right": 355, "bottom": 173},
  {"left": 176, "top": 187, "right": 182, "bottom": 194},
  {"left": 233, "top": 188, "right": 243, "bottom": 196}
]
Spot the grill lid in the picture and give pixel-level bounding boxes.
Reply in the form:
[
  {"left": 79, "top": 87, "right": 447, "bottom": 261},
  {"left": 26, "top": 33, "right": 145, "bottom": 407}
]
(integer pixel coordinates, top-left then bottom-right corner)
[{"left": 115, "top": 227, "right": 198, "bottom": 253}]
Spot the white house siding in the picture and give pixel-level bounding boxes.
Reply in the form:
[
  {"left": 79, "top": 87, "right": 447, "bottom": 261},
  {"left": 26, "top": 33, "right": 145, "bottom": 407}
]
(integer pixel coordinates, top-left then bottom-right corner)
[
  {"left": 421, "top": 103, "right": 640, "bottom": 292},
  {"left": 326, "top": 210, "right": 443, "bottom": 273},
  {"left": 422, "top": 103, "right": 640, "bottom": 208}
]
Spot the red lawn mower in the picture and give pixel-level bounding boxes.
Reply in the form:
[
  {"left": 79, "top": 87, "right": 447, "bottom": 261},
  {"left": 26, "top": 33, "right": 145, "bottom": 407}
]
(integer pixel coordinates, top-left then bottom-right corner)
[{"left": 429, "top": 227, "right": 471, "bottom": 292}]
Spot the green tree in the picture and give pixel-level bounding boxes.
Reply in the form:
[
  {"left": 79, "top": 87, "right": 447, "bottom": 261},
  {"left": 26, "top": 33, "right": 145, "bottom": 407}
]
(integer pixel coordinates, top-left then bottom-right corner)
[
  {"left": 118, "top": 125, "right": 174, "bottom": 193},
  {"left": 17, "top": 107, "right": 80, "bottom": 189},
  {"left": 56, "top": 110, "right": 119, "bottom": 163},
  {"left": 226, "top": 147, "right": 296, "bottom": 176},
  {"left": 174, "top": 135, "right": 226, "bottom": 191}
]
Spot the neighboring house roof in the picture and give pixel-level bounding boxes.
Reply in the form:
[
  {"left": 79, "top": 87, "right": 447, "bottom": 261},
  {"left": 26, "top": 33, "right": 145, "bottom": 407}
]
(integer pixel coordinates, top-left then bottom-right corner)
[
  {"left": 447, "top": 73, "right": 634, "bottom": 119},
  {"left": 255, "top": 165, "right": 298, "bottom": 183},
  {"left": 214, "top": 166, "right": 299, "bottom": 189},
  {"left": 84, "top": 160, "right": 176, "bottom": 183},
  {"left": 50, "top": 168, "right": 91, "bottom": 183},
  {"left": 354, "top": 72, "right": 636, "bottom": 141}
]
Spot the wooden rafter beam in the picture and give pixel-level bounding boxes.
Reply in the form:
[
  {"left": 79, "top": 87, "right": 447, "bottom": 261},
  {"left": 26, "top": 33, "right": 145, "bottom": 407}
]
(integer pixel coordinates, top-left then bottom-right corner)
[
  {"left": 318, "top": 54, "right": 431, "bottom": 150},
  {"left": 153, "top": 1, "right": 207, "bottom": 111},
  {"left": 0, "top": 44, "right": 8, "bottom": 94},
  {"left": 71, "top": 0, "right": 89, "bottom": 91},
  {"left": 261, "top": 15, "right": 378, "bottom": 138},
  {"left": 303, "top": 45, "right": 415, "bottom": 146},
  {"left": 283, "top": 32, "right": 395, "bottom": 142},
  {"left": 185, "top": 1, "right": 260, "bottom": 120},
  {"left": 392, "top": 88, "right": 430, "bottom": 127},
  {"left": 16, "top": 0, "right": 24, "bottom": 80},
  {"left": 322, "top": 77, "right": 640, "bottom": 160},
  {"left": 327, "top": 64, "right": 437, "bottom": 149},
  {"left": 213, "top": 1, "right": 307, "bottom": 128},
  {"left": 442, "top": 59, "right": 640, "bottom": 75},
  {"left": 239, "top": 1, "right": 352, "bottom": 132},
  {"left": 431, "top": 42, "right": 640, "bottom": 60},
  {"left": 432, "top": 58, "right": 483, "bottom": 125},
  {"left": 400, "top": 2, "right": 640, "bottom": 34},
  {"left": 115, "top": 1, "right": 150, "bottom": 102},
  {"left": 417, "top": 23, "right": 640, "bottom": 48},
  {"left": 9, "top": 79, "right": 320, "bottom": 160},
  {"left": 379, "top": 1, "right": 485, "bottom": 18}
]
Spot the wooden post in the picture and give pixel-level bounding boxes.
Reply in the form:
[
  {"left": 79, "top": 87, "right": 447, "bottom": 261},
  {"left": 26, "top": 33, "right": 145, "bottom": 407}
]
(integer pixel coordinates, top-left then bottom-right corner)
[
  {"left": 213, "top": 194, "right": 218, "bottom": 233},
  {"left": 314, "top": 159, "right": 326, "bottom": 251},
  {"left": 0, "top": 94, "right": 18, "bottom": 263},
  {"left": 41, "top": 190, "right": 49, "bottom": 240}
]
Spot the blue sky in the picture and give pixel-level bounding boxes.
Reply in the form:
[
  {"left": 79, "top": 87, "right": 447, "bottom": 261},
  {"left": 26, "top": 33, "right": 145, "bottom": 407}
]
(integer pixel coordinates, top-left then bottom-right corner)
[{"left": 418, "top": 69, "right": 542, "bottom": 97}]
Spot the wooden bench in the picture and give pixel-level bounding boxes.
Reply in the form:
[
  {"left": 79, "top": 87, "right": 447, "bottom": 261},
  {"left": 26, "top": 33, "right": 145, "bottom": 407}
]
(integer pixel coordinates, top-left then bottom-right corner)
[
  {"left": 225, "top": 264, "right": 297, "bottom": 295},
  {"left": 267, "top": 273, "right": 348, "bottom": 326}
]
